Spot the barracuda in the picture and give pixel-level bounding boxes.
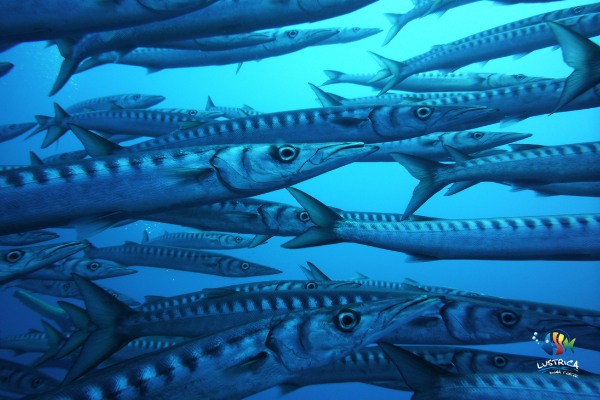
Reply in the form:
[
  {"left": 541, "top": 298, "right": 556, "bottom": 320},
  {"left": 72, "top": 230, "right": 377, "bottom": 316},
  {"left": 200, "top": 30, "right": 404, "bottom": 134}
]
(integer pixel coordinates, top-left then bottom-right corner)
[
  {"left": 0, "top": 0, "right": 219, "bottom": 44},
  {"left": 395, "top": 141, "right": 600, "bottom": 217},
  {"left": 13, "top": 290, "right": 74, "bottom": 332},
  {"left": 374, "top": 13, "right": 600, "bottom": 95},
  {"left": 519, "top": 181, "right": 600, "bottom": 197},
  {"left": 0, "top": 330, "right": 54, "bottom": 355},
  {"left": 283, "top": 188, "right": 600, "bottom": 262},
  {"left": 320, "top": 70, "right": 549, "bottom": 92},
  {"left": 0, "top": 358, "right": 60, "bottom": 395},
  {"left": 0, "top": 230, "right": 59, "bottom": 246},
  {"left": 145, "top": 231, "right": 255, "bottom": 250},
  {"left": 0, "top": 122, "right": 36, "bottom": 143},
  {"left": 60, "top": 275, "right": 596, "bottom": 383},
  {"left": 40, "top": 150, "right": 88, "bottom": 165},
  {"left": 24, "top": 257, "right": 137, "bottom": 281},
  {"left": 156, "top": 32, "right": 277, "bottom": 51},
  {"left": 205, "top": 96, "right": 263, "bottom": 119},
  {"left": 76, "top": 28, "right": 339, "bottom": 74},
  {"left": 85, "top": 242, "right": 280, "bottom": 277},
  {"left": 0, "top": 134, "right": 374, "bottom": 236},
  {"left": 380, "top": 343, "right": 600, "bottom": 400},
  {"left": 382, "top": 1, "right": 600, "bottom": 47},
  {"left": 81, "top": 104, "right": 494, "bottom": 157},
  {"left": 50, "top": 0, "right": 381, "bottom": 95},
  {"left": 151, "top": 108, "right": 224, "bottom": 119},
  {"left": 39, "top": 105, "right": 212, "bottom": 149},
  {"left": 0, "top": 241, "right": 88, "bottom": 286},
  {"left": 282, "top": 345, "right": 560, "bottom": 393}
]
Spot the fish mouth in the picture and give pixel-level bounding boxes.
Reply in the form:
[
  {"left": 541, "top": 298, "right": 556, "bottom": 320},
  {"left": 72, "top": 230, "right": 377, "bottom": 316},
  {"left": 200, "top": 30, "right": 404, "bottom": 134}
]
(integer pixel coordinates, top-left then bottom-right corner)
[
  {"left": 309, "top": 142, "right": 378, "bottom": 165},
  {"left": 495, "top": 132, "right": 533, "bottom": 145},
  {"left": 40, "top": 241, "right": 89, "bottom": 262},
  {"left": 106, "top": 267, "right": 138, "bottom": 277},
  {"left": 375, "top": 296, "right": 444, "bottom": 331},
  {"left": 307, "top": 29, "right": 340, "bottom": 41},
  {"left": 148, "top": 95, "right": 167, "bottom": 106},
  {"left": 252, "top": 267, "right": 283, "bottom": 276}
]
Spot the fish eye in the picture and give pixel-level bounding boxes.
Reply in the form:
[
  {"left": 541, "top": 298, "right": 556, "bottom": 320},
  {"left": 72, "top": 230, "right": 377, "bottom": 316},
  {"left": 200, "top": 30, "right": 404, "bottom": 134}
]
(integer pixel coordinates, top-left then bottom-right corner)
[
  {"left": 415, "top": 106, "right": 433, "bottom": 120},
  {"left": 499, "top": 311, "right": 518, "bottom": 326},
  {"left": 235, "top": 236, "right": 243, "bottom": 243},
  {"left": 5, "top": 250, "right": 24, "bottom": 263},
  {"left": 133, "top": 94, "right": 140, "bottom": 100},
  {"left": 189, "top": 110, "right": 198, "bottom": 115},
  {"left": 32, "top": 378, "right": 43, "bottom": 387},
  {"left": 60, "top": 153, "right": 67, "bottom": 160},
  {"left": 298, "top": 211, "right": 311, "bottom": 222},
  {"left": 515, "top": 74, "right": 526, "bottom": 80},
  {"left": 352, "top": 27, "right": 360, "bottom": 32},
  {"left": 63, "top": 283, "right": 71, "bottom": 290},
  {"left": 287, "top": 30, "right": 298, "bottom": 38},
  {"left": 305, "top": 282, "right": 318, "bottom": 290},
  {"left": 573, "top": 6, "right": 582, "bottom": 13},
  {"left": 492, "top": 355, "right": 507, "bottom": 368},
  {"left": 89, "top": 262, "right": 100, "bottom": 271},
  {"left": 9, "top": 124, "right": 16, "bottom": 129},
  {"left": 277, "top": 145, "right": 298, "bottom": 162},
  {"left": 335, "top": 309, "right": 361, "bottom": 332},
  {"left": 241, "top": 262, "right": 250, "bottom": 270},
  {"left": 472, "top": 132, "right": 485, "bottom": 139}
]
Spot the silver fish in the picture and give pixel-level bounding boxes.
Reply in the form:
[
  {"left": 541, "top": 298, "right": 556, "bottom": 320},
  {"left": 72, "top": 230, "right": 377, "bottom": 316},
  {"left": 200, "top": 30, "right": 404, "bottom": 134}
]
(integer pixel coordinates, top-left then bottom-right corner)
[
  {"left": 155, "top": 31, "right": 277, "bottom": 51},
  {"left": 283, "top": 188, "right": 600, "bottom": 262},
  {"left": 145, "top": 231, "right": 255, "bottom": 250},
  {"left": 24, "top": 257, "right": 137, "bottom": 281},
  {"left": 151, "top": 108, "right": 224, "bottom": 119},
  {"left": 205, "top": 96, "right": 263, "bottom": 119},
  {"left": 0, "top": 230, "right": 59, "bottom": 246},
  {"left": 0, "top": 241, "right": 88, "bottom": 286},
  {"left": 67, "top": 94, "right": 166, "bottom": 114},
  {"left": 0, "top": 134, "right": 374, "bottom": 236},
  {"left": 394, "top": 141, "right": 600, "bottom": 217},
  {"left": 0, "top": 122, "right": 36, "bottom": 143}
]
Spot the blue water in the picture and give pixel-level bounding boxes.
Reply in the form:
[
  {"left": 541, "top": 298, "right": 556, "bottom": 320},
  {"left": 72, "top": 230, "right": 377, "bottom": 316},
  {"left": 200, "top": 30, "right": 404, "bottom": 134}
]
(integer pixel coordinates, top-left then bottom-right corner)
[{"left": 1, "top": 0, "right": 599, "bottom": 398}]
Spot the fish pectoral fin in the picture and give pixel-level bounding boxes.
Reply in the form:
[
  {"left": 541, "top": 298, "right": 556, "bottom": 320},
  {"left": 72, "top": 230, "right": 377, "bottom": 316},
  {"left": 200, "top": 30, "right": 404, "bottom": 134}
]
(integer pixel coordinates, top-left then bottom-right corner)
[
  {"left": 223, "top": 212, "right": 260, "bottom": 223},
  {"left": 223, "top": 351, "right": 269, "bottom": 376},
  {"left": 443, "top": 145, "right": 474, "bottom": 163},
  {"left": 281, "top": 227, "right": 342, "bottom": 249},
  {"left": 351, "top": 272, "right": 370, "bottom": 280},
  {"left": 73, "top": 211, "right": 127, "bottom": 240},
  {"left": 308, "top": 83, "right": 343, "bottom": 107},
  {"left": 123, "top": 241, "right": 138, "bottom": 245},
  {"left": 237, "top": 108, "right": 250, "bottom": 118},
  {"left": 177, "top": 121, "right": 206, "bottom": 130},
  {"left": 248, "top": 235, "right": 271, "bottom": 248},
  {"left": 330, "top": 117, "right": 369, "bottom": 129},
  {"left": 405, "top": 253, "right": 439, "bottom": 263},
  {"left": 499, "top": 112, "right": 530, "bottom": 128},
  {"left": 157, "top": 167, "right": 215, "bottom": 184},
  {"left": 146, "top": 67, "right": 163, "bottom": 74},
  {"left": 69, "top": 124, "right": 123, "bottom": 157},
  {"left": 509, "top": 181, "right": 547, "bottom": 192},
  {"left": 277, "top": 384, "right": 302, "bottom": 396},
  {"left": 107, "top": 102, "right": 123, "bottom": 110},
  {"left": 444, "top": 181, "right": 478, "bottom": 196}
]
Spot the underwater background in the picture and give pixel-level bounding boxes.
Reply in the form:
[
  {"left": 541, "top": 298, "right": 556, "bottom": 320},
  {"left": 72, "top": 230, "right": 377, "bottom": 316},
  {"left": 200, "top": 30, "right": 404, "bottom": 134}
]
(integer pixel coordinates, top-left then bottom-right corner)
[{"left": 0, "top": 0, "right": 599, "bottom": 398}]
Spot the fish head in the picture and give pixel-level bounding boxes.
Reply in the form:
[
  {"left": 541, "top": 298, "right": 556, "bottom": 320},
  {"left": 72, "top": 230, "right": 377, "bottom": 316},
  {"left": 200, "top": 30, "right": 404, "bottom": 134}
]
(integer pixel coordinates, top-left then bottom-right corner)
[
  {"left": 369, "top": 105, "right": 497, "bottom": 139},
  {"left": 328, "top": 27, "right": 383, "bottom": 43},
  {"left": 439, "top": 131, "right": 532, "bottom": 153},
  {"left": 0, "top": 365, "right": 60, "bottom": 395},
  {"left": 118, "top": 94, "right": 165, "bottom": 109},
  {"left": 265, "top": 295, "right": 441, "bottom": 372},
  {"left": 450, "top": 347, "right": 545, "bottom": 374},
  {"left": 218, "top": 257, "right": 282, "bottom": 277},
  {"left": 0, "top": 122, "right": 37, "bottom": 139},
  {"left": 268, "top": 28, "right": 339, "bottom": 50},
  {"left": 210, "top": 142, "right": 377, "bottom": 193},
  {"left": 485, "top": 73, "right": 551, "bottom": 88},
  {"left": 0, "top": 241, "right": 88, "bottom": 278},
  {"left": 218, "top": 234, "right": 254, "bottom": 248},
  {"left": 61, "top": 258, "right": 137, "bottom": 279}
]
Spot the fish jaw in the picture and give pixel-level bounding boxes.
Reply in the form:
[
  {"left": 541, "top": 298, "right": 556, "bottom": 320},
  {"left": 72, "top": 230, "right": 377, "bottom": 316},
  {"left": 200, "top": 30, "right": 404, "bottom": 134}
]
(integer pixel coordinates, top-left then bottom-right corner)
[{"left": 428, "top": 105, "right": 498, "bottom": 132}]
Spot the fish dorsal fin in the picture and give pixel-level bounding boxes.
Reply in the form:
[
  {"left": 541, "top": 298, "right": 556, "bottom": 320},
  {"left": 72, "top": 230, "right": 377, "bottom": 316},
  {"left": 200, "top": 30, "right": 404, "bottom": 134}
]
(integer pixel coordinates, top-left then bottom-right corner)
[
  {"left": 205, "top": 96, "right": 215, "bottom": 110},
  {"left": 401, "top": 278, "right": 428, "bottom": 292},
  {"left": 330, "top": 117, "right": 369, "bottom": 129},
  {"left": 53, "top": 103, "right": 70, "bottom": 125},
  {"left": 287, "top": 187, "right": 342, "bottom": 228},
  {"left": 299, "top": 265, "right": 315, "bottom": 280},
  {"left": 236, "top": 62, "right": 243, "bottom": 74},
  {"left": 28, "top": 328, "right": 42, "bottom": 333},
  {"left": 242, "top": 104, "right": 254, "bottom": 110},
  {"left": 84, "top": 108, "right": 94, "bottom": 112},
  {"left": 123, "top": 241, "right": 138, "bottom": 245},
  {"left": 69, "top": 124, "right": 123, "bottom": 157},
  {"left": 144, "top": 295, "right": 164, "bottom": 303},
  {"left": 142, "top": 231, "right": 149, "bottom": 244},
  {"left": 352, "top": 272, "right": 369, "bottom": 280},
  {"left": 306, "top": 262, "right": 331, "bottom": 281},
  {"left": 444, "top": 181, "right": 478, "bottom": 196},
  {"left": 444, "top": 145, "right": 474, "bottom": 163},
  {"left": 248, "top": 234, "right": 271, "bottom": 248},
  {"left": 29, "top": 152, "right": 44, "bottom": 166},
  {"left": 107, "top": 102, "right": 123, "bottom": 110},
  {"left": 238, "top": 108, "right": 250, "bottom": 118},
  {"left": 308, "top": 83, "right": 342, "bottom": 107}
]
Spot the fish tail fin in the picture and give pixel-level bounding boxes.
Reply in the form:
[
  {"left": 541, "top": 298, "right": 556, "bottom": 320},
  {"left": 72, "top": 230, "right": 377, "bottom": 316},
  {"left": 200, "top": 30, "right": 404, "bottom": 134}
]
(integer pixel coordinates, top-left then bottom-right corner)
[
  {"left": 378, "top": 343, "right": 452, "bottom": 393},
  {"left": 206, "top": 95, "right": 215, "bottom": 110},
  {"left": 389, "top": 153, "right": 447, "bottom": 219},
  {"left": 381, "top": 13, "right": 405, "bottom": 46},
  {"left": 60, "top": 275, "right": 133, "bottom": 383},
  {"left": 27, "top": 116, "right": 52, "bottom": 139},
  {"left": 29, "top": 151, "right": 44, "bottom": 166},
  {"left": 548, "top": 21, "right": 600, "bottom": 113},
  {"left": 321, "top": 70, "right": 343, "bottom": 86},
  {"left": 41, "top": 125, "right": 68, "bottom": 149},
  {"left": 49, "top": 57, "right": 81, "bottom": 97},
  {"left": 55, "top": 302, "right": 91, "bottom": 359},
  {"left": 69, "top": 124, "right": 123, "bottom": 157},
  {"left": 53, "top": 103, "right": 70, "bottom": 125},
  {"left": 281, "top": 187, "right": 344, "bottom": 249},
  {"left": 308, "top": 83, "right": 342, "bottom": 107},
  {"left": 367, "top": 52, "right": 407, "bottom": 94},
  {"left": 28, "top": 320, "right": 65, "bottom": 368}
]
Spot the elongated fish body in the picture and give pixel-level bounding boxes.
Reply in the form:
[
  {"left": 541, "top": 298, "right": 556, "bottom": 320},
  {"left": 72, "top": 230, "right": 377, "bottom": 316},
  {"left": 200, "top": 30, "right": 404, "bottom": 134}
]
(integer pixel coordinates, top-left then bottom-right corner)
[
  {"left": 12, "top": 290, "right": 73, "bottom": 332},
  {"left": 0, "top": 358, "right": 60, "bottom": 395},
  {"left": 0, "top": 141, "right": 373, "bottom": 236},
  {"left": 77, "top": 28, "right": 338, "bottom": 73},
  {"left": 15, "top": 279, "right": 140, "bottom": 306},
  {"left": 107, "top": 337, "right": 187, "bottom": 363},
  {"left": 380, "top": 13, "right": 600, "bottom": 89},
  {"left": 42, "top": 106, "right": 211, "bottom": 148},
  {"left": 0, "top": 122, "right": 36, "bottom": 143},
  {"left": 524, "top": 181, "right": 600, "bottom": 197},
  {"left": 66, "top": 94, "right": 166, "bottom": 114},
  {"left": 397, "top": 141, "right": 600, "bottom": 216},
  {"left": 46, "top": 291, "right": 439, "bottom": 393},
  {"left": 359, "top": 131, "right": 530, "bottom": 162},
  {"left": 25, "top": 258, "right": 137, "bottom": 281},
  {"left": 146, "top": 231, "right": 254, "bottom": 250},
  {"left": 0, "top": 331, "right": 52, "bottom": 355},
  {"left": 416, "top": 79, "right": 600, "bottom": 130},
  {"left": 106, "top": 104, "right": 494, "bottom": 155},
  {"left": 0, "top": 0, "right": 219, "bottom": 44},
  {"left": 205, "top": 96, "right": 263, "bottom": 119},
  {"left": 313, "top": 27, "right": 382, "bottom": 45},
  {"left": 284, "top": 188, "right": 600, "bottom": 262},
  {"left": 151, "top": 108, "right": 224, "bottom": 119},
  {"left": 0, "top": 62, "right": 13, "bottom": 77},
  {"left": 86, "top": 243, "right": 280, "bottom": 277},
  {"left": 0, "top": 242, "right": 88, "bottom": 286},
  {"left": 0, "top": 230, "right": 59, "bottom": 246},
  {"left": 40, "top": 150, "right": 88, "bottom": 165},
  {"left": 155, "top": 32, "right": 277, "bottom": 51},
  {"left": 51, "top": 0, "right": 380, "bottom": 95},
  {"left": 321, "top": 70, "right": 548, "bottom": 92}
]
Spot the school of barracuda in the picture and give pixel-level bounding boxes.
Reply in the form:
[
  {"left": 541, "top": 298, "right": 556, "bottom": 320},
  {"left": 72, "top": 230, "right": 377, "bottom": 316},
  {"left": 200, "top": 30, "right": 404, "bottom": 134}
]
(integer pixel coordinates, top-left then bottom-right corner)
[{"left": 0, "top": 0, "right": 599, "bottom": 399}]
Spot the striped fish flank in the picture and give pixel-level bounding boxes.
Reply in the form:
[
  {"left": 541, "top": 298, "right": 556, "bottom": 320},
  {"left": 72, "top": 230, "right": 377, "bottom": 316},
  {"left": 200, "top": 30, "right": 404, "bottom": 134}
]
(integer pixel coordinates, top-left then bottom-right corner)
[{"left": 145, "top": 231, "right": 254, "bottom": 250}]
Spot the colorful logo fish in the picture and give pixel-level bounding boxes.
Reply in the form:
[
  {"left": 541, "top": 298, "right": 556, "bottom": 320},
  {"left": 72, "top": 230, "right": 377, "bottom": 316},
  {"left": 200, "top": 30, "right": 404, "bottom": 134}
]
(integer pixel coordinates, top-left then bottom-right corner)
[{"left": 541, "top": 330, "right": 576, "bottom": 356}]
